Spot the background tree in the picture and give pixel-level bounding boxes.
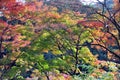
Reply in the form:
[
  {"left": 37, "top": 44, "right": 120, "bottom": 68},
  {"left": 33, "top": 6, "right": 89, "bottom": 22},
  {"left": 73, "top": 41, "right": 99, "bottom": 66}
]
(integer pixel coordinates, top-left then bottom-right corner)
[{"left": 0, "top": 1, "right": 33, "bottom": 79}]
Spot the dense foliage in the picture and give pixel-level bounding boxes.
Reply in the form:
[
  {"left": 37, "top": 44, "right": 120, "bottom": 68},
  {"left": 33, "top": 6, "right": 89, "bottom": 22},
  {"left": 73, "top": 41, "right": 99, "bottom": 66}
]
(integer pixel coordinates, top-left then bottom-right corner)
[{"left": 0, "top": 0, "right": 120, "bottom": 80}]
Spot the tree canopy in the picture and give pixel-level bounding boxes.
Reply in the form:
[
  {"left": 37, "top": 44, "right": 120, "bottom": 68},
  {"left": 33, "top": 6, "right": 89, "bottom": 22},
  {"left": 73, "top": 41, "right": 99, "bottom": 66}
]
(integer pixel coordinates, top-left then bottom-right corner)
[{"left": 0, "top": 0, "right": 120, "bottom": 80}]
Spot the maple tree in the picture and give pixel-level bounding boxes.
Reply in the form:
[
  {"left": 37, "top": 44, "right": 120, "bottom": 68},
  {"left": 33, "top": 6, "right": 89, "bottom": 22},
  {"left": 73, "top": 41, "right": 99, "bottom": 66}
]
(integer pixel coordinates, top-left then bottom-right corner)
[
  {"left": 21, "top": 5, "right": 97, "bottom": 79},
  {"left": 76, "top": 0, "right": 120, "bottom": 63},
  {"left": 95, "top": 0, "right": 120, "bottom": 60}
]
